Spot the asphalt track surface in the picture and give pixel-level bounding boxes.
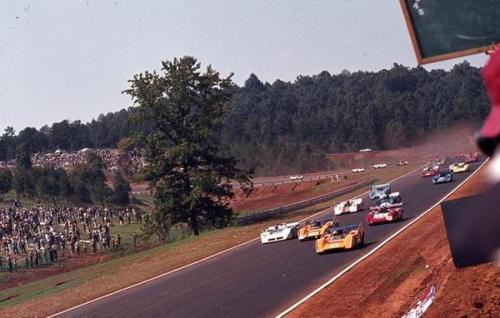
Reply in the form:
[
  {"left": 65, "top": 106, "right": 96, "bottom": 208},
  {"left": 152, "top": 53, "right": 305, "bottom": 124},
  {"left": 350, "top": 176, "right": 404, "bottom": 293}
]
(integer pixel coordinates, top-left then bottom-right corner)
[{"left": 57, "top": 162, "right": 482, "bottom": 318}]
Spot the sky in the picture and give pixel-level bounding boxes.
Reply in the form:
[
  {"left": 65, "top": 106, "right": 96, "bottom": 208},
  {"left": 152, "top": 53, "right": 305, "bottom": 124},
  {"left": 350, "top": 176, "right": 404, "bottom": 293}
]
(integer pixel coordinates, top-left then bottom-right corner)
[{"left": 0, "top": 0, "right": 489, "bottom": 132}]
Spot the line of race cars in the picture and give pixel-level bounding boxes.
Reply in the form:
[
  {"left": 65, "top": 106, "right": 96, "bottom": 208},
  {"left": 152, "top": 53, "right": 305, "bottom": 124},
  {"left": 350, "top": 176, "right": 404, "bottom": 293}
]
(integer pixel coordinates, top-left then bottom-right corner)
[
  {"left": 260, "top": 182, "right": 403, "bottom": 254},
  {"left": 260, "top": 152, "right": 478, "bottom": 254},
  {"left": 352, "top": 159, "right": 408, "bottom": 173},
  {"left": 421, "top": 153, "right": 476, "bottom": 184}
]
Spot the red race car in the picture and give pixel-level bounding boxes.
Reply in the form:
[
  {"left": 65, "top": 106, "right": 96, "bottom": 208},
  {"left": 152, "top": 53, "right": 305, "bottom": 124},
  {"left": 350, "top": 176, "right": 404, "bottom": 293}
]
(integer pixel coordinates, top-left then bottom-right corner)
[
  {"left": 421, "top": 165, "right": 439, "bottom": 177},
  {"left": 366, "top": 206, "right": 403, "bottom": 225},
  {"left": 462, "top": 152, "right": 479, "bottom": 163}
]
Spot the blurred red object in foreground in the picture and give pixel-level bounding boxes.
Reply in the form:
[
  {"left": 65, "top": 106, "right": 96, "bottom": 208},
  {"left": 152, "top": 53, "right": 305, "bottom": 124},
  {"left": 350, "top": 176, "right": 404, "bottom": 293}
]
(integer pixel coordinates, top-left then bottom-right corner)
[{"left": 477, "top": 47, "right": 500, "bottom": 156}]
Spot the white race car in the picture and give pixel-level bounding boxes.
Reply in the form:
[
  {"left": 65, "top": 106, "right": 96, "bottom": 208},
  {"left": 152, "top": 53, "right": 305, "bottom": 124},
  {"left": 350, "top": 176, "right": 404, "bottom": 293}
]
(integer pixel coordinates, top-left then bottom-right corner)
[
  {"left": 352, "top": 168, "right": 365, "bottom": 173},
  {"left": 334, "top": 198, "right": 364, "bottom": 215},
  {"left": 260, "top": 222, "right": 299, "bottom": 244},
  {"left": 373, "top": 163, "right": 387, "bottom": 169},
  {"left": 290, "top": 175, "right": 304, "bottom": 181}
]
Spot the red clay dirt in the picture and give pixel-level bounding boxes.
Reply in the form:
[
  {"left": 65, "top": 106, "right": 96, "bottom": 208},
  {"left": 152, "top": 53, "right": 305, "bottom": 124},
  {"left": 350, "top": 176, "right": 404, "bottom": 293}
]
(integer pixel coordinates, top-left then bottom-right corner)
[
  {"left": 289, "top": 163, "right": 499, "bottom": 318},
  {"left": 0, "top": 255, "right": 103, "bottom": 291},
  {"left": 231, "top": 178, "right": 361, "bottom": 212},
  {"left": 327, "top": 125, "right": 479, "bottom": 169}
]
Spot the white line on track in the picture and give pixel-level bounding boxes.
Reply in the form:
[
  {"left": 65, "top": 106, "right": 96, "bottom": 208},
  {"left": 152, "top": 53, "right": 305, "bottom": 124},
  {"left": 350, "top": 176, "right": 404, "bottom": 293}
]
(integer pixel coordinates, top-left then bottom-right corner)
[
  {"left": 274, "top": 159, "right": 488, "bottom": 318},
  {"left": 48, "top": 164, "right": 425, "bottom": 317}
]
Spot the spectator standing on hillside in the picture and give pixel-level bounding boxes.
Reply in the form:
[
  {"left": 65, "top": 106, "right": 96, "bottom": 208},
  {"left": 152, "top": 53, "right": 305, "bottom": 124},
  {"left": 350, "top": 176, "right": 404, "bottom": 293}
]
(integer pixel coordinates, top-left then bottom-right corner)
[
  {"left": 7, "top": 256, "right": 12, "bottom": 273},
  {"left": 29, "top": 251, "right": 33, "bottom": 267},
  {"left": 131, "top": 232, "right": 138, "bottom": 248}
]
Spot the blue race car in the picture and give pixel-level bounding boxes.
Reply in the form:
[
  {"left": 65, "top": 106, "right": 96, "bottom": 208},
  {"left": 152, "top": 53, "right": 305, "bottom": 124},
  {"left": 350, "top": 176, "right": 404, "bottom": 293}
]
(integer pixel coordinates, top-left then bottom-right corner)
[
  {"left": 432, "top": 172, "right": 453, "bottom": 184},
  {"left": 369, "top": 183, "right": 391, "bottom": 200}
]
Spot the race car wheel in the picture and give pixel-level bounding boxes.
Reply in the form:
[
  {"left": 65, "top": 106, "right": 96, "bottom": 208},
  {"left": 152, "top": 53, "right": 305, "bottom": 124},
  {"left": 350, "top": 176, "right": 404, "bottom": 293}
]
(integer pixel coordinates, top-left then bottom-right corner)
[{"left": 359, "top": 236, "right": 365, "bottom": 247}]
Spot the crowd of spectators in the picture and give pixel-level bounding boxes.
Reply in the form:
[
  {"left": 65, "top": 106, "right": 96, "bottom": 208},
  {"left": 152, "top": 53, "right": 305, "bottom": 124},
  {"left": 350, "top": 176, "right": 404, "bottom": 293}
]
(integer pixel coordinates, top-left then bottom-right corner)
[
  {"left": 0, "top": 148, "right": 145, "bottom": 174},
  {"left": 0, "top": 203, "right": 143, "bottom": 273}
]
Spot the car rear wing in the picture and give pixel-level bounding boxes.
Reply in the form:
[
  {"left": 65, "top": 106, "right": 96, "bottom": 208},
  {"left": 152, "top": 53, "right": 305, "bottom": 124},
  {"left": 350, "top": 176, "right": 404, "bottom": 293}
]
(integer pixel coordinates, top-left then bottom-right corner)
[{"left": 301, "top": 215, "right": 338, "bottom": 226}]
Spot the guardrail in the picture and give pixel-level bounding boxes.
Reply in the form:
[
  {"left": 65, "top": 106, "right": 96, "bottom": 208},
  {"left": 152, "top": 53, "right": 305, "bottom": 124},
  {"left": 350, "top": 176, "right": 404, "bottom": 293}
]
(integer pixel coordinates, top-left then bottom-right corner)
[
  {"left": 235, "top": 177, "right": 377, "bottom": 225},
  {"left": 247, "top": 169, "right": 376, "bottom": 189}
]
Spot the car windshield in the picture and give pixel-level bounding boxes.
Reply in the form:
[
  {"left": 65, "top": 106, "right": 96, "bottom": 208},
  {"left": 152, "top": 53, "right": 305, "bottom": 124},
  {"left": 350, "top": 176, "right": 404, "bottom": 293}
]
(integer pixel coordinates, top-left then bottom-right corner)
[{"left": 326, "top": 225, "right": 357, "bottom": 234}]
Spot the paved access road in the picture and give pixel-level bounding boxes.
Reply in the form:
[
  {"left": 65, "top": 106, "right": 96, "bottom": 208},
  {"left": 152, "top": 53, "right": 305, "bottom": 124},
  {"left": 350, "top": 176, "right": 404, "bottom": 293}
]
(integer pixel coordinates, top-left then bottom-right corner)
[{"left": 57, "top": 162, "right": 482, "bottom": 318}]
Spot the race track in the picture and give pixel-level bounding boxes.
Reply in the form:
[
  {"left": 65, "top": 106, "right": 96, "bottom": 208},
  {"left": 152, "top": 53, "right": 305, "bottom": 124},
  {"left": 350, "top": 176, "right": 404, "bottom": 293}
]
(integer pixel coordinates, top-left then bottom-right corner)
[{"left": 56, "top": 162, "right": 482, "bottom": 318}]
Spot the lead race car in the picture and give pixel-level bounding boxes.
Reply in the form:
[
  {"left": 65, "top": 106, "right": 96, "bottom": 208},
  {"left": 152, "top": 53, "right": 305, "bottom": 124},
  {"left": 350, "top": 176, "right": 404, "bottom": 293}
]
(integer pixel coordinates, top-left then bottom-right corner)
[
  {"left": 298, "top": 216, "right": 338, "bottom": 241},
  {"left": 366, "top": 205, "right": 403, "bottom": 225},
  {"left": 260, "top": 222, "right": 299, "bottom": 244},
  {"left": 333, "top": 198, "right": 364, "bottom": 215},
  {"left": 315, "top": 223, "right": 365, "bottom": 254},
  {"left": 461, "top": 152, "right": 479, "bottom": 163}
]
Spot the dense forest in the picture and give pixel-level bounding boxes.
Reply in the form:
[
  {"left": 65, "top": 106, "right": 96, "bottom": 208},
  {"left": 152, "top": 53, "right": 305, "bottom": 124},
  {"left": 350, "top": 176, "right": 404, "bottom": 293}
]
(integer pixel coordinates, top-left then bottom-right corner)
[{"left": 0, "top": 62, "right": 489, "bottom": 175}]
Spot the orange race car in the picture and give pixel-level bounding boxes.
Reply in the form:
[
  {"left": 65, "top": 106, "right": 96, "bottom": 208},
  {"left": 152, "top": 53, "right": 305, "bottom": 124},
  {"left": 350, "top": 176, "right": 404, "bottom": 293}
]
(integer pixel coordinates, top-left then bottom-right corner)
[
  {"left": 315, "top": 223, "right": 365, "bottom": 254},
  {"left": 298, "top": 216, "right": 338, "bottom": 241}
]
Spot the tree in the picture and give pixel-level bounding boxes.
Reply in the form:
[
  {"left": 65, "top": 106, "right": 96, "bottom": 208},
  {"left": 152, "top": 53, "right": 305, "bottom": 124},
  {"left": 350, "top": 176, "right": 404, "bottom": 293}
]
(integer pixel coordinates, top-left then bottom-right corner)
[
  {"left": 12, "top": 168, "right": 35, "bottom": 198},
  {"left": 34, "top": 168, "right": 60, "bottom": 203},
  {"left": 112, "top": 171, "right": 131, "bottom": 205},
  {"left": 125, "top": 56, "right": 251, "bottom": 236},
  {"left": 69, "top": 152, "right": 111, "bottom": 205},
  {"left": 15, "top": 142, "right": 32, "bottom": 170},
  {"left": 0, "top": 169, "right": 12, "bottom": 196},
  {"left": 56, "top": 168, "right": 73, "bottom": 202}
]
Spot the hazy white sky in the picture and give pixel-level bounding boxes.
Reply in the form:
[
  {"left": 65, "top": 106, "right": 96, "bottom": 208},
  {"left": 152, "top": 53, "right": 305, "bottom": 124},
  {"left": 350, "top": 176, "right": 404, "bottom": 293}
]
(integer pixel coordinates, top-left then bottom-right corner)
[{"left": 0, "top": 0, "right": 488, "bottom": 132}]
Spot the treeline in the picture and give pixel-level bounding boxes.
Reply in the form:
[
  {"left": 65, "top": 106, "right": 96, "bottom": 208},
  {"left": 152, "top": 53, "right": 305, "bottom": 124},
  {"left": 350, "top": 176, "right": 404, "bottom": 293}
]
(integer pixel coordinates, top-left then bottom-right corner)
[
  {"left": 0, "top": 147, "right": 131, "bottom": 206},
  {"left": 0, "top": 62, "right": 489, "bottom": 175}
]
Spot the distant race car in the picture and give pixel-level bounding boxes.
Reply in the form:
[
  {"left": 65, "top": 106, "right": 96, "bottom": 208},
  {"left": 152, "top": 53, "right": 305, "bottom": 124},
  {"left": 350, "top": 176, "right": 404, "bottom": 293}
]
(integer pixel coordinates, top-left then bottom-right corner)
[
  {"left": 366, "top": 206, "right": 403, "bottom": 225},
  {"left": 260, "top": 222, "right": 299, "bottom": 244},
  {"left": 449, "top": 162, "right": 470, "bottom": 173},
  {"left": 359, "top": 148, "right": 373, "bottom": 152},
  {"left": 373, "top": 163, "right": 387, "bottom": 169},
  {"left": 351, "top": 168, "right": 365, "bottom": 173},
  {"left": 290, "top": 175, "right": 304, "bottom": 181},
  {"left": 369, "top": 183, "right": 391, "bottom": 200},
  {"left": 374, "top": 192, "right": 402, "bottom": 208},
  {"left": 432, "top": 172, "right": 453, "bottom": 184},
  {"left": 298, "top": 216, "right": 338, "bottom": 241},
  {"left": 462, "top": 152, "right": 479, "bottom": 163},
  {"left": 395, "top": 160, "right": 409, "bottom": 166},
  {"left": 433, "top": 157, "right": 446, "bottom": 165},
  {"left": 315, "top": 223, "right": 365, "bottom": 254},
  {"left": 334, "top": 198, "right": 364, "bottom": 215},
  {"left": 421, "top": 165, "right": 439, "bottom": 177}
]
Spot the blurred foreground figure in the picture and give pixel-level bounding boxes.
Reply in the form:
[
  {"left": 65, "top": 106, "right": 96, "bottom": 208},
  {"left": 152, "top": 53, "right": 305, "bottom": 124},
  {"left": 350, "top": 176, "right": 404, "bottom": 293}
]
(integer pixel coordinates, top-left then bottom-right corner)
[
  {"left": 477, "top": 48, "right": 500, "bottom": 157},
  {"left": 441, "top": 183, "right": 500, "bottom": 268},
  {"left": 442, "top": 50, "right": 500, "bottom": 268}
]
